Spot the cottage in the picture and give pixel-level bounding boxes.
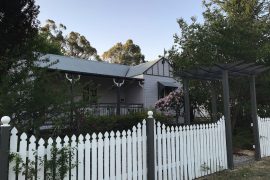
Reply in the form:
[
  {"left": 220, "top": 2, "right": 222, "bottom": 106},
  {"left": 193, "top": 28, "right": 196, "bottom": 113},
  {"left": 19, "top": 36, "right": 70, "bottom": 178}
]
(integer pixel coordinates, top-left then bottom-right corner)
[{"left": 40, "top": 54, "right": 181, "bottom": 115}]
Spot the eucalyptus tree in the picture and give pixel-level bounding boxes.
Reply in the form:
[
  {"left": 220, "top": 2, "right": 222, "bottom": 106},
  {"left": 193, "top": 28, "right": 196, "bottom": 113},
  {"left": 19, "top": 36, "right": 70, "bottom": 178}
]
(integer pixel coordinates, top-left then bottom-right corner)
[
  {"left": 39, "top": 19, "right": 99, "bottom": 60},
  {"left": 102, "top": 39, "right": 145, "bottom": 65}
]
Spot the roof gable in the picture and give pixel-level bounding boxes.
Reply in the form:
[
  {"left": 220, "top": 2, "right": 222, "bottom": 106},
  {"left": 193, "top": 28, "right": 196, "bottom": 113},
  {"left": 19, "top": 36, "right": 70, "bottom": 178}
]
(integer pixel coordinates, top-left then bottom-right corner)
[{"left": 125, "top": 59, "right": 159, "bottom": 77}]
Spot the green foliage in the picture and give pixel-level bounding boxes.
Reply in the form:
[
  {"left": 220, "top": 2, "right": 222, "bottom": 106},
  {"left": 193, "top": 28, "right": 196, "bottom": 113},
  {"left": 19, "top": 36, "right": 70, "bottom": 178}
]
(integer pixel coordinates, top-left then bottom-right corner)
[
  {"left": 233, "top": 127, "right": 254, "bottom": 149},
  {"left": 201, "top": 162, "right": 211, "bottom": 172},
  {"left": 102, "top": 39, "right": 145, "bottom": 65},
  {"left": 0, "top": 0, "right": 39, "bottom": 61},
  {"left": 168, "top": 0, "right": 270, "bottom": 127},
  {"left": 0, "top": 0, "right": 55, "bottom": 135},
  {"left": 39, "top": 19, "right": 98, "bottom": 60},
  {"left": 44, "top": 146, "right": 76, "bottom": 180},
  {"left": 78, "top": 111, "right": 174, "bottom": 135},
  {"left": 9, "top": 145, "right": 76, "bottom": 180}
]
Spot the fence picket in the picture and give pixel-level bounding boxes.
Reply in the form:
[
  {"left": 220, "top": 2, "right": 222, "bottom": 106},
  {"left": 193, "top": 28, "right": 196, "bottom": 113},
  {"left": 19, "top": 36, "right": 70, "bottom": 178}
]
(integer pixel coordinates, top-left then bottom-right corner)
[
  {"left": 171, "top": 126, "right": 176, "bottom": 180},
  {"left": 104, "top": 132, "right": 110, "bottom": 180},
  {"left": 92, "top": 133, "right": 97, "bottom": 180},
  {"left": 183, "top": 126, "right": 188, "bottom": 180},
  {"left": 162, "top": 124, "right": 167, "bottom": 180},
  {"left": 37, "top": 138, "right": 45, "bottom": 180},
  {"left": 85, "top": 134, "right": 91, "bottom": 180},
  {"left": 213, "top": 123, "right": 218, "bottom": 173},
  {"left": 132, "top": 126, "right": 138, "bottom": 180},
  {"left": 166, "top": 126, "right": 172, "bottom": 180},
  {"left": 98, "top": 133, "right": 104, "bottom": 180},
  {"left": 127, "top": 130, "right": 132, "bottom": 180},
  {"left": 264, "top": 118, "right": 268, "bottom": 156},
  {"left": 56, "top": 137, "right": 62, "bottom": 179},
  {"left": 78, "top": 135, "right": 84, "bottom": 180},
  {"left": 157, "top": 122, "right": 162, "bottom": 180},
  {"left": 207, "top": 124, "right": 211, "bottom": 174},
  {"left": 179, "top": 126, "right": 184, "bottom": 180},
  {"left": 46, "top": 138, "right": 53, "bottom": 179},
  {"left": 28, "top": 136, "right": 36, "bottom": 179},
  {"left": 186, "top": 125, "right": 192, "bottom": 179},
  {"left": 209, "top": 124, "right": 214, "bottom": 174},
  {"left": 121, "top": 131, "right": 127, "bottom": 180},
  {"left": 18, "top": 133, "right": 27, "bottom": 180},
  {"left": 110, "top": 131, "right": 115, "bottom": 180},
  {"left": 115, "top": 131, "right": 121, "bottom": 180},
  {"left": 193, "top": 125, "right": 199, "bottom": 178},
  {"left": 137, "top": 123, "right": 143, "bottom": 180},
  {"left": 190, "top": 125, "right": 195, "bottom": 179},
  {"left": 63, "top": 136, "right": 70, "bottom": 180},
  {"left": 175, "top": 126, "right": 180, "bottom": 180}
]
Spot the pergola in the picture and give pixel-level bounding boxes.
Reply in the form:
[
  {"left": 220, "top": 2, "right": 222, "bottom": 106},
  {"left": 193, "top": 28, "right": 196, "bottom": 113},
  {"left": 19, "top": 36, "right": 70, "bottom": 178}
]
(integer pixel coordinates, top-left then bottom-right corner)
[{"left": 175, "top": 61, "right": 270, "bottom": 169}]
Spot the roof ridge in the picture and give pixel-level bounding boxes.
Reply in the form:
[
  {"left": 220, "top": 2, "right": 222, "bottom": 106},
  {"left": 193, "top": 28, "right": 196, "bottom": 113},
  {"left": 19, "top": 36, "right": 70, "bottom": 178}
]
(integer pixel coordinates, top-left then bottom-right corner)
[{"left": 46, "top": 54, "right": 131, "bottom": 68}]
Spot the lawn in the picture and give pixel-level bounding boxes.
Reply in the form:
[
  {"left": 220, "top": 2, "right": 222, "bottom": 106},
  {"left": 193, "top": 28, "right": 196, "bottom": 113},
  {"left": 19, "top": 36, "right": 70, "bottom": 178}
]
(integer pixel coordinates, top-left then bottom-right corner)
[{"left": 198, "top": 157, "right": 270, "bottom": 180}]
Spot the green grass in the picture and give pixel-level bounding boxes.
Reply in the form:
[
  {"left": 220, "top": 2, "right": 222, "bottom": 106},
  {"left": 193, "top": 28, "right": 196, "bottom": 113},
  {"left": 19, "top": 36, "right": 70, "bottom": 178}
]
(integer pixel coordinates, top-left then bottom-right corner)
[{"left": 198, "top": 157, "right": 270, "bottom": 180}]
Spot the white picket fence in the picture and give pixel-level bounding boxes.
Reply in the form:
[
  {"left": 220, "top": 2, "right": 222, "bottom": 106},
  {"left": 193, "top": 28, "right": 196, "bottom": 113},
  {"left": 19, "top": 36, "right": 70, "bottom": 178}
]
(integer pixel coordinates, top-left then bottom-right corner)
[
  {"left": 155, "top": 117, "right": 227, "bottom": 180},
  {"left": 8, "top": 121, "right": 147, "bottom": 180},
  {"left": 8, "top": 117, "right": 228, "bottom": 180},
  {"left": 258, "top": 117, "right": 270, "bottom": 157}
]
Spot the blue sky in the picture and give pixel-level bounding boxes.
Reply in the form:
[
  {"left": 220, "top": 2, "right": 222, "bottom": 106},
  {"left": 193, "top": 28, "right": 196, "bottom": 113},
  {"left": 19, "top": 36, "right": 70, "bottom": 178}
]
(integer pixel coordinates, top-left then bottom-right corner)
[{"left": 36, "top": 0, "right": 204, "bottom": 60}]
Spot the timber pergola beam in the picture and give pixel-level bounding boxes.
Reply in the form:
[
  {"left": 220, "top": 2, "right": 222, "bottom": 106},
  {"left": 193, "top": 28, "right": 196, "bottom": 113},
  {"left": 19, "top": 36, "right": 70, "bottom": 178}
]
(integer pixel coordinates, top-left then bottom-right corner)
[{"left": 175, "top": 61, "right": 270, "bottom": 170}]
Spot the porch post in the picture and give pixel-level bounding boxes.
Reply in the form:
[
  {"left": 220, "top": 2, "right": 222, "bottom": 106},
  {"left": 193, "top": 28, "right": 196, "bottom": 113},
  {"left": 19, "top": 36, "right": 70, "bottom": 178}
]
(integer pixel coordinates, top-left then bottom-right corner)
[
  {"left": 250, "top": 75, "right": 261, "bottom": 160},
  {"left": 117, "top": 86, "right": 121, "bottom": 115},
  {"left": 65, "top": 73, "right": 80, "bottom": 129},
  {"left": 183, "top": 78, "right": 190, "bottom": 124},
  {"left": 113, "top": 78, "right": 125, "bottom": 115},
  {"left": 0, "top": 116, "right": 11, "bottom": 180},
  {"left": 222, "top": 70, "right": 234, "bottom": 169}
]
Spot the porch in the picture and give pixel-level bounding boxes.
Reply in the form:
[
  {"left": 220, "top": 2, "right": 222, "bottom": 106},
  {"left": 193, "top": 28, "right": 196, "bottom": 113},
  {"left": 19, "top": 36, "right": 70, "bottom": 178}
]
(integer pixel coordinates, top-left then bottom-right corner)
[{"left": 83, "top": 103, "right": 144, "bottom": 116}]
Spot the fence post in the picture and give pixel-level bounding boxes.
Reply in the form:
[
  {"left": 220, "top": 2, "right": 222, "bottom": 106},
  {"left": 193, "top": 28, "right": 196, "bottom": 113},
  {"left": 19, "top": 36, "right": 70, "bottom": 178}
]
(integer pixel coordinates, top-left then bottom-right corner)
[
  {"left": 146, "top": 111, "right": 155, "bottom": 180},
  {"left": 0, "top": 116, "right": 11, "bottom": 180}
]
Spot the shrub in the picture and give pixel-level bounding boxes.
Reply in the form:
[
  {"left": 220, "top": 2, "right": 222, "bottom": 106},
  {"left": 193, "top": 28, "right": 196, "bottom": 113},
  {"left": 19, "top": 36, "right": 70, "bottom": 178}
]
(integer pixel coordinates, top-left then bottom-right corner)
[{"left": 79, "top": 111, "right": 174, "bottom": 134}]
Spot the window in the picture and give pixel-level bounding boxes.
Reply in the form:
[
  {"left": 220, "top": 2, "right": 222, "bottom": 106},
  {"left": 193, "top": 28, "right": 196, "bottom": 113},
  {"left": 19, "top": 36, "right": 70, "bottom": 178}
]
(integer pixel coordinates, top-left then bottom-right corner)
[
  {"left": 158, "top": 87, "right": 175, "bottom": 99},
  {"left": 83, "top": 84, "right": 97, "bottom": 103},
  {"left": 157, "top": 81, "right": 178, "bottom": 99}
]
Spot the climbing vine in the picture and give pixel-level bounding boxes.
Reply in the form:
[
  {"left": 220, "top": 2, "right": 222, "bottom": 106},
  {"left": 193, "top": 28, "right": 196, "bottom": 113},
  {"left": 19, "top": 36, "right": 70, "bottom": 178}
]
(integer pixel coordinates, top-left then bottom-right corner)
[{"left": 9, "top": 145, "right": 76, "bottom": 180}]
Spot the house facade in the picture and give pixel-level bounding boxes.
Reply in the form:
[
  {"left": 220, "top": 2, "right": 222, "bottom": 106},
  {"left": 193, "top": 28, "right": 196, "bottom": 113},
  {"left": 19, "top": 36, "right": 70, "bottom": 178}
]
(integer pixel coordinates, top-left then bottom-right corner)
[{"left": 40, "top": 54, "right": 181, "bottom": 115}]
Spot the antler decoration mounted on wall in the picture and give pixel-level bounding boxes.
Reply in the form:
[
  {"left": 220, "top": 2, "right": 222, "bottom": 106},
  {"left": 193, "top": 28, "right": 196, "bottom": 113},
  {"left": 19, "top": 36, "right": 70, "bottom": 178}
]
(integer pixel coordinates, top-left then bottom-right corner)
[
  {"left": 138, "top": 80, "right": 144, "bottom": 88},
  {"left": 65, "top": 73, "right": 81, "bottom": 83},
  {"left": 113, "top": 78, "right": 125, "bottom": 87}
]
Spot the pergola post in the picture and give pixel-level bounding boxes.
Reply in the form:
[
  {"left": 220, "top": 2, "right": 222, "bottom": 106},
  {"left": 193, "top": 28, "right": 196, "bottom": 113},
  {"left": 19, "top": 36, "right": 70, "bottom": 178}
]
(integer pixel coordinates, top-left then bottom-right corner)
[
  {"left": 250, "top": 75, "right": 261, "bottom": 160},
  {"left": 222, "top": 70, "right": 234, "bottom": 169},
  {"left": 211, "top": 89, "right": 218, "bottom": 121},
  {"left": 183, "top": 78, "right": 190, "bottom": 124}
]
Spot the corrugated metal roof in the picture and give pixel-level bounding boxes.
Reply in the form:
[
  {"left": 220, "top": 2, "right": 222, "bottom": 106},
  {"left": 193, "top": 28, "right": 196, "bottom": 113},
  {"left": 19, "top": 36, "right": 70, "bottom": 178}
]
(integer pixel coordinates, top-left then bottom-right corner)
[{"left": 39, "top": 54, "right": 163, "bottom": 79}]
